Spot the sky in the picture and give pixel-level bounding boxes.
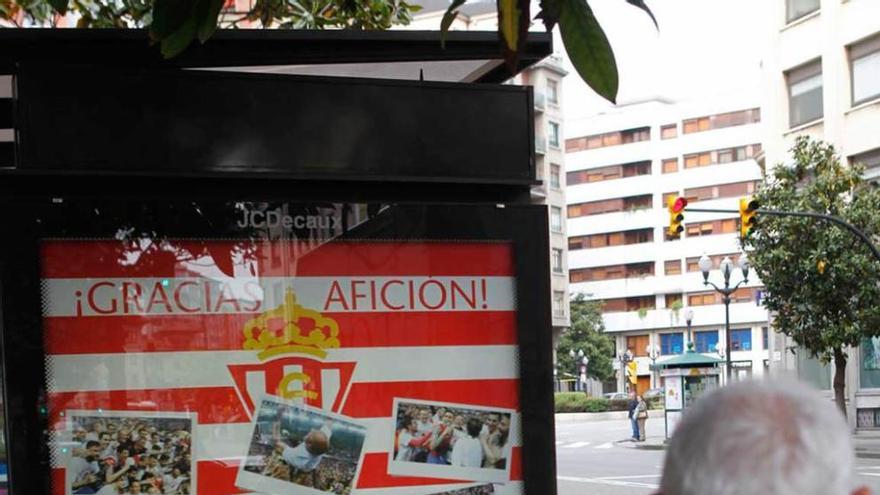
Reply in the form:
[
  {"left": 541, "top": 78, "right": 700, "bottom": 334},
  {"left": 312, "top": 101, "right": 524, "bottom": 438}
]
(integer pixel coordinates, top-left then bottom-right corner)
[{"left": 557, "top": 0, "right": 766, "bottom": 131}]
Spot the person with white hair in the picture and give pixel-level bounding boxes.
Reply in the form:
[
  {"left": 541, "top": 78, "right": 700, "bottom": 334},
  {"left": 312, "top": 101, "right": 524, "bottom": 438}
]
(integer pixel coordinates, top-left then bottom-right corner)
[{"left": 658, "top": 379, "right": 871, "bottom": 495}]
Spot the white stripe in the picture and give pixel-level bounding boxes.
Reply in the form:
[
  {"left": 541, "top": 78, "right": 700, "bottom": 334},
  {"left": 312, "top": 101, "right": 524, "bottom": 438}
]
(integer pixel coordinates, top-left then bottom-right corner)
[
  {"left": 43, "top": 276, "right": 515, "bottom": 317},
  {"left": 560, "top": 441, "right": 590, "bottom": 449},
  {"left": 52, "top": 417, "right": 524, "bottom": 468},
  {"left": 47, "top": 346, "right": 519, "bottom": 393},
  {"left": 595, "top": 442, "right": 613, "bottom": 449},
  {"left": 558, "top": 475, "right": 658, "bottom": 489}
]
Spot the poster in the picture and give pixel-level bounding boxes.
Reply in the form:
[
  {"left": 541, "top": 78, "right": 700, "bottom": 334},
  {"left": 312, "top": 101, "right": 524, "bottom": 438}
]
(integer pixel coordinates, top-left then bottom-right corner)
[
  {"left": 40, "top": 238, "right": 523, "bottom": 494},
  {"left": 664, "top": 377, "right": 683, "bottom": 410}
]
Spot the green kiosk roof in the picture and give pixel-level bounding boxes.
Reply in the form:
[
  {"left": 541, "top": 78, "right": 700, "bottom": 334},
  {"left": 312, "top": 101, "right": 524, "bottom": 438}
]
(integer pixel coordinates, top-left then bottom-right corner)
[{"left": 655, "top": 350, "right": 723, "bottom": 369}]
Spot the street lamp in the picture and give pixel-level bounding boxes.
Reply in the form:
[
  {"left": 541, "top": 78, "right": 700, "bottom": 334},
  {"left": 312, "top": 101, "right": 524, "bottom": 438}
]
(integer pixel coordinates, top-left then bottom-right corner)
[
  {"left": 685, "top": 308, "right": 695, "bottom": 345},
  {"left": 699, "top": 252, "right": 750, "bottom": 381},
  {"left": 580, "top": 355, "right": 589, "bottom": 394},
  {"left": 646, "top": 343, "right": 660, "bottom": 388},
  {"left": 617, "top": 349, "right": 634, "bottom": 392}
]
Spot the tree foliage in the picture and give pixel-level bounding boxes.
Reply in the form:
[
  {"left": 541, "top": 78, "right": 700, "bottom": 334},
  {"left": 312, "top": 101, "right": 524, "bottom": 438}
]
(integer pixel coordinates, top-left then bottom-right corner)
[
  {"left": 1, "top": 0, "right": 657, "bottom": 103},
  {"left": 556, "top": 293, "right": 614, "bottom": 383},
  {"left": 745, "top": 136, "right": 880, "bottom": 413}
]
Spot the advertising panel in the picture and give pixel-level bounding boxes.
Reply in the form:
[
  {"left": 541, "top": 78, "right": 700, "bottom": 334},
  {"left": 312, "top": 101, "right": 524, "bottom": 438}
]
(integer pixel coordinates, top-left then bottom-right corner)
[{"left": 38, "top": 227, "right": 525, "bottom": 494}]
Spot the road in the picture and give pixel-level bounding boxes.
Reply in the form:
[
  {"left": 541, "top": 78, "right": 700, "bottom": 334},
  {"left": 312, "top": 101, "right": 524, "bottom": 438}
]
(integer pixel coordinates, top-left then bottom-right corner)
[{"left": 555, "top": 417, "right": 880, "bottom": 494}]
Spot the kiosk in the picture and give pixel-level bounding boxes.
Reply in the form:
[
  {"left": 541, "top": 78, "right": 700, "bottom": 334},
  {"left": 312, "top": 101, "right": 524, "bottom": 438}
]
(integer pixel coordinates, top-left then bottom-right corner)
[
  {"left": 0, "top": 29, "right": 555, "bottom": 495},
  {"left": 655, "top": 344, "right": 722, "bottom": 439}
]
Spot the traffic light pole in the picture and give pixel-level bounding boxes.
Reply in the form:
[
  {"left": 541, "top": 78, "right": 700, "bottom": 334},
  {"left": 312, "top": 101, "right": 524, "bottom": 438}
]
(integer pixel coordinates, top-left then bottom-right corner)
[{"left": 685, "top": 207, "right": 880, "bottom": 264}]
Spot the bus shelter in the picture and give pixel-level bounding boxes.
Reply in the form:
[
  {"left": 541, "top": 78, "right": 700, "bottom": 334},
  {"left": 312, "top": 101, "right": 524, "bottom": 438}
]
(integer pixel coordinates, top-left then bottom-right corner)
[{"left": 0, "top": 29, "right": 556, "bottom": 495}]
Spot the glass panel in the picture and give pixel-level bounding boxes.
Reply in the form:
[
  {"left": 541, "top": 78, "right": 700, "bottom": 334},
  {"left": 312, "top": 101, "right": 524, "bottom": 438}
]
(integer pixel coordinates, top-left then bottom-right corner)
[
  {"left": 2, "top": 199, "right": 530, "bottom": 495},
  {"left": 660, "top": 333, "right": 683, "bottom": 355},
  {"left": 861, "top": 337, "right": 880, "bottom": 389},
  {"left": 789, "top": 73, "right": 824, "bottom": 127},
  {"left": 694, "top": 331, "right": 719, "bottom": 353},
  {"left": 786, "top": 0, "right": 819, "bottom": 23},
  {"left": 853, "top": 50, "right": 880, "bottom": 105},
  {"left": 730, "top": 328, "right": 752, "bottom": 351},
  {"left": 798, "top": 347, "right": 832, "bottom": 390}
]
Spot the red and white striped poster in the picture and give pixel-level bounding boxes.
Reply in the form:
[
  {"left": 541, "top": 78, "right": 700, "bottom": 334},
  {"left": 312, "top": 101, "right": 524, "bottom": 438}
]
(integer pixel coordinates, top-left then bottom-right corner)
[{"left": 40, "top": 239, "right": 522, "bottom": 495}]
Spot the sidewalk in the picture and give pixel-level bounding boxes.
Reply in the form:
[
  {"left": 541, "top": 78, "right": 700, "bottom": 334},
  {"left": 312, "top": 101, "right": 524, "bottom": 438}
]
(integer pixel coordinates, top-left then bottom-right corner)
[{"left": 854, "top": 435, "right": 880, "bottom": 459}]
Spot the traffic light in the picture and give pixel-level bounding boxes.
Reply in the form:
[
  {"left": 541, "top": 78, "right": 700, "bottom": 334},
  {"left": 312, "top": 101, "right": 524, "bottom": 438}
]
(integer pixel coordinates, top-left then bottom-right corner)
[
  {"left": 739, "top": 196, "right": 759, "bottom": 239},
  {"left": 667, "top": 196, "right": 687, "bottom": 238}
]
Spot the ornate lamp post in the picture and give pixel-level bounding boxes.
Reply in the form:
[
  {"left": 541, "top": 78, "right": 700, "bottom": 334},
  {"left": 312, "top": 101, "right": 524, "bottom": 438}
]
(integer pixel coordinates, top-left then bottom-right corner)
[
  {"left": 698, "top": 252, "right": 749, "bottom": 381},
  {"left": 580, "top": 354, "right": 589, "bottom": 394},
  {"left": 685, "top": 308, "right": 694, "bottom": 345},
  {"left": 647, "top": 343, "right": 660, "bottom": 388},
  {"left": 618, "top": 348, "right": 634, "bottom": 392}
]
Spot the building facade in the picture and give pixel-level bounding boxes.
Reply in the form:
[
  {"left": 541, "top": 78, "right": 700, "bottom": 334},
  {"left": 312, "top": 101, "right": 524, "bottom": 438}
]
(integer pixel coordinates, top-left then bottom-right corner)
[
  {"left": 565, "top": 94, "right": 770, "bottom": 397},
  {"left": 408, "top": 5, "right": 572, "bottom": 351},
  {"left": 761, "top": 0, "right": 880, "bottom": 430}
]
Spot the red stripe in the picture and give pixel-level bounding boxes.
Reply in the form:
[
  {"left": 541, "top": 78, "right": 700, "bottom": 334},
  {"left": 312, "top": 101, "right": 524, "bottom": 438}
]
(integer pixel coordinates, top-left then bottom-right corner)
[
  {"left": 41, "top": 241, "right": 514, "bottom": 278},
  {"left": 341, "top": 379, "right": 520, "bottom": 418},
  {"left": 48, "top": 380, "right": 519, "bottom": 425},
  {"left": 45, "top": 311, "right": 516, "bottom": 355},
  {"left": 356, "top": 452, "right": 468, "bottom": 489}
]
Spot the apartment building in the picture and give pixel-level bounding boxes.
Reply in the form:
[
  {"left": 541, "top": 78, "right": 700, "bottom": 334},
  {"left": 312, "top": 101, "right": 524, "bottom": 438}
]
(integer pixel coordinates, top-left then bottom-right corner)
[
  {"left": 761, "top": 0, "right": 880, "bottom": 430},
  {"left": 565, "top": 94, "right": 770, "bottom": 396},
  {"left": 408, "top": 3, "right": 572, "bottom": 347}
]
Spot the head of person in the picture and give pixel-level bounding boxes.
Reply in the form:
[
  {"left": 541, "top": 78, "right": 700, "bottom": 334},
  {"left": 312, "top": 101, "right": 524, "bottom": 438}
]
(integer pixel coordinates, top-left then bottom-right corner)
[
  {"left": 499, "top": 416, "right": 510, "bottom": 434},
  {"left": 485, "top": 413, "right": 500, "bottom": 433},
  {"left": 84, "top": 440, "right": 101, "bottom": 460},
  {"left": 418, "top": 409, "right": 431, "bottom": 423},
  {"left": 441, "top": 411, "right": 454, "bottom": 426},
  {"left": 405, "top": 416, "right": 418, "bottom": 433},
  {"left": 466, "top": 417, "right": 482, "bottom": 438},
  {"left": 628, "top": 391, "right": 636, "bottom": 400},
  {"left": 130, "top": 481, "right": 142, "bottom": 494},
  {"left": 658, "top": 380, "right": 870, "bottom": 495},
  {"left": 454, "top": 414, "right": 465, "bottom": 429},
  {"left": 304, "top": 430, "right": 330, "bottom": 456},
  {"left": 73, "top": 427, "right": 87, "bottom": 441},
  {"left": 117, "top": 446, "right": 130, "bottom": 463},
  {"left": 172, "top": 467, "right": 182, "bottom": 478}
]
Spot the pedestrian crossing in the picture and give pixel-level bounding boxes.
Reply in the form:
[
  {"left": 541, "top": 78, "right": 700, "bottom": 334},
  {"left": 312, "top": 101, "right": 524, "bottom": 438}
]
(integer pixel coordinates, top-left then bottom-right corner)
[{"left": 555, "top": 440, "right": 615, "bottom": 450}]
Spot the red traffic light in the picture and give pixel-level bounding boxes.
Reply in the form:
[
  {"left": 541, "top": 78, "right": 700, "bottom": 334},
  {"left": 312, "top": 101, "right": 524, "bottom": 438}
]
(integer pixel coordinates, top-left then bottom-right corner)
[{"left": 671, "top": 197, "right": 688, "bottom": 213}]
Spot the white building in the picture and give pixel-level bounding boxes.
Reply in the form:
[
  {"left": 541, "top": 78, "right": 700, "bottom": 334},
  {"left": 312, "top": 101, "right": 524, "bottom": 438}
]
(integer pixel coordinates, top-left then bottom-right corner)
[
  {"left": 565, "top": 93, "right": 770, "bottom": 396},
  {"left": 407, "top": 3, "right": 572, "bottom": 349},
  {"left": 761, "top": 0, "right": 880, "bottom": 430}
]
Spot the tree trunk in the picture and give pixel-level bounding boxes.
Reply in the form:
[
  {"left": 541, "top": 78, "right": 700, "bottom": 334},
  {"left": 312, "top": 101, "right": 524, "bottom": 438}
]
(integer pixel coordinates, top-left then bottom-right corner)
[{"left": 833, "top": 347, "right": 848, "bottom": 418}]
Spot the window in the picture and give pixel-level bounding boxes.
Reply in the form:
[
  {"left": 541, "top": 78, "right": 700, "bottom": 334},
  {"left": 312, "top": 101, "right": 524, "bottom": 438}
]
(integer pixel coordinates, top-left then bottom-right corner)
[
  {"left": 787, "top": 60, "right": 823, "bottom": 127},
  {"left": 660, "top": 333, "right": 684, "bottom": 355},
  {"left": 627, "top": 335, "right": 650, "bottom": 357},
  {"left": 681, "top": 108, "right": 760, "bottom": 134},
  {"left": 665, "top": 293, "right": 682, "bottom": 308},
  {"left": 798, "top": 346, "right": 831, "bottom": 390},
  {"left": 550, "top": 206, "right": 562, "bottom": 232},
  {"left": 550, "top": 163, "right": 561, "bottom": 189},
  {"left": 762, "top": 327, "right": 769, "bottom": 350},
  {"left": 852, "top": 148, "right": 880, "bottom": 182},
  {"left": 694, "top": 331, "right": 719, "bottom": 353},
  {"left": 552, "top": 248, "right": 563, "bottom": 273},
  {"left": 688, "top": 292, "right": 717, "bottom": 306},
  {"left": 661, "top": 124, "right": 677, "bottom": 140},
  {"left": 851, "top": 35, "right": 880, "bottom": 106},
  {"left": 547, "top": 79, "right": 559, "bottom": 104},
  {"left": 601, "top": 296, "right": 654, "bottom": 313},
  {"left": 568, "top": 228, "right": 653, "bottom": 250},
  {"left": 683, "top": 219, "right": 738, "bottom": 238},
  {"left": 683, "top": 144, "right": 762, "bottom": 170},
  {"left": 567, "top": 160, "right": 651, "bottom": 185},
  {"left": 730, "top": 328, "right": 752, "bottom": 351},
  {"left": 665, "top": 260, "right": 682, "bottom": 275},
  {"left": 862, "top": 337, "right": 880, "bottom": 388},
  {"left": 786, "top": 0, "right": 819, "bottom": 24},
  {"left": 686, "top": 253, "right": 740, "bottom": 272},
  {"left": 548, "top": 121, "right": 561, "bottom": 148},
  {"left": 553, "top": 291, "right": 566, "bottom": 317},
  {"left": 683, "top": 181, "right": 757, "bottom": 203},
  {"left": 662, "top": 158, "right": 679, "bottom": 174},
  {"left": 564, "top": 126, "right": 650, "bottom": 152},
  {"left": 570, "top": 262, "right": 654, "bottom": 282}
]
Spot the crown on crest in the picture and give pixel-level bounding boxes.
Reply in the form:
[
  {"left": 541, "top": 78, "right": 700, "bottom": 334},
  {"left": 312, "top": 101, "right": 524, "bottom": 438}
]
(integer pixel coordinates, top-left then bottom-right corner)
[{"left": 242, "top": 288, "right": 340, "bottom": 360}]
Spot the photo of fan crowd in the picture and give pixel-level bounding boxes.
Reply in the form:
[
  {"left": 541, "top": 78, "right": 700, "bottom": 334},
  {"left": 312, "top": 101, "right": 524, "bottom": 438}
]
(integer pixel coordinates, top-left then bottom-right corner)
[
  {"left": 242, "top": 399, "right": 366, "bottom": 495},
  {"left": 66, "top": 415, "right": 193, "bottom": 495},
  {"left": 394, "top": 402, "right": 511, "bottom": 470}
]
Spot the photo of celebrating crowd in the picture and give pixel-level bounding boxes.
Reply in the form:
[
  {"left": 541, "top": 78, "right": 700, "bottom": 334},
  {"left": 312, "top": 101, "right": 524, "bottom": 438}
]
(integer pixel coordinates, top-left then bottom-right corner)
[
  {"left": 392, "top": 401, "right": 512, "bottom": 471},
  {"left": 237, "top": 398, "right": 366, "bottom": 495},
  {"left": 65, "top": 412, "right": 194, "bottom": 495}
]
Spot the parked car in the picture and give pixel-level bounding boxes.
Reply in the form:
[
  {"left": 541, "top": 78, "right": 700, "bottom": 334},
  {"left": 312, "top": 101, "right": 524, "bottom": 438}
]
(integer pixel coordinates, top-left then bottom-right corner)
[
  {"left": 603, "top": 392, "right": 628, "bottom": 401},
  {"left": 644, "top": 388, "right": 664, "bottom": 400}
]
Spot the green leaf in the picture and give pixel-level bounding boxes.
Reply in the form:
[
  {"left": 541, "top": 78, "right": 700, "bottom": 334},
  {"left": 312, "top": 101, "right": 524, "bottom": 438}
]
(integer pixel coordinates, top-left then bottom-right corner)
[
  {"left": 536, "top": 0, "right": 560, "bottom": 31},
  {"left": 440, "top": 0, "right": 466, "bottom": 49},
  {"left": 159, "top": 16, "right": 199, "bottom": 58},
  {"left": 150, "top": 0, "right": 191, "bottom": 40},
  {"left": 558, "top": 0, "right": 618, "bottom": 103},
  {"left": 48, "top": 0, "right": 68, "bottom": 15},
  {"left": 197, "top": 0, "right": 225, "bottom": 42},
  {"left": 625, "top": 0, "right": 657, "bottom": 30}
]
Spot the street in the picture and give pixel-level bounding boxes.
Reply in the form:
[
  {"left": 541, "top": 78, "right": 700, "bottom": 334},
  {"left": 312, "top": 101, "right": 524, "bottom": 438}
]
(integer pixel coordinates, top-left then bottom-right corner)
[{"left": 555, "top": 418, "right": 880, "bottom": 494}]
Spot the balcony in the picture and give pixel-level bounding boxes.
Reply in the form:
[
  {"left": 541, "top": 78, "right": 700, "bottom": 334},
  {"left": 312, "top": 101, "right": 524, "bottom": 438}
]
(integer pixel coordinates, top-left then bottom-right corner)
[
  {"left": 534, "top": 91, "right": 546, "bottom": 112},
  {"left": 536, "top": 135, "right": 547, "bottom": 155}
]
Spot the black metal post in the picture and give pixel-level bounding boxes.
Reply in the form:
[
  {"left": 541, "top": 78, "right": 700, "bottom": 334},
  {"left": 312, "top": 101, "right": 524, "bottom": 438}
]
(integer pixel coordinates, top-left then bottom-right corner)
[{"left": 723, "top": 291, "right": 732, "bottom": 382}]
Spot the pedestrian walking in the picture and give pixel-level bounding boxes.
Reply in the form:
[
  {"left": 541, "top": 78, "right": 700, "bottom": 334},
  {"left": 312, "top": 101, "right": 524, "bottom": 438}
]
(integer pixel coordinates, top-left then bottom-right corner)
[
  {"left": 627, "top": 391, "right": 639, "bottom": 441},
  {"left": 636, "top": 395, "right": 648, "bottom": 442}
]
